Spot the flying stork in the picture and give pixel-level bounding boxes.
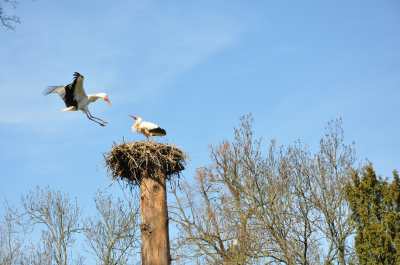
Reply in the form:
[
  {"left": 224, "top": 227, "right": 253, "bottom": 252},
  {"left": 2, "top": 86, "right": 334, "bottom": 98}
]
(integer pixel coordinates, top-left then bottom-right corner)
[
  {"left": 129, "top": 115, "right": 167, "bottom": 140},
  {"left": 43, "top": 72, "right": 111, "bottom": 126}
]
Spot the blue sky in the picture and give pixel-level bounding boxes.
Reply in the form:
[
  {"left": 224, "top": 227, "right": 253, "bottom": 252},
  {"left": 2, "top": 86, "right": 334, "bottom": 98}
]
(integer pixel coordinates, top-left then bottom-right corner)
[{"left": 0, "top": 0, "right": 399, "bottom": 259}]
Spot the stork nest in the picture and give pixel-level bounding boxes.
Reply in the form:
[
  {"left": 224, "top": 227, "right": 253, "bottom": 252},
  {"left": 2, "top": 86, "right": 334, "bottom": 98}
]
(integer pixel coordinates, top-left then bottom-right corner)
[{"left": 105, "top": 141, "right": 186, "bottom": 186}]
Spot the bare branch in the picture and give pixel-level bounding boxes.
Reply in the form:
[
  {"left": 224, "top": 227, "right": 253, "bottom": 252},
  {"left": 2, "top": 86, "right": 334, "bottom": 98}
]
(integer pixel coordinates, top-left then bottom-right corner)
[
  {"left": 22, "top": 187, "right": 81, "bottom": 265},
  {"left": 0, "top": 0, "right": 20, "bottom": 30},
  {"left": 83, "top": 191, "right": 140, "bottom": 265}
]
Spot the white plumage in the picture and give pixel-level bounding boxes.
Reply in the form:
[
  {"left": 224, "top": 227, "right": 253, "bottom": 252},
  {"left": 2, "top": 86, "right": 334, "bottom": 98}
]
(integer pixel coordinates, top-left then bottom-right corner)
[
  {"left": 130, "top": 115, "right": 167, "bottom": 140},
  {"left": 44, "top": 72, "right": 111, "bottom": 126}
]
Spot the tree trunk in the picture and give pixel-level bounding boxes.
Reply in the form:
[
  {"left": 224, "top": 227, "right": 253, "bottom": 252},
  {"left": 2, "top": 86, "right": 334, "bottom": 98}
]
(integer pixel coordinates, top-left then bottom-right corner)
[
  {"left": 338, "top": 244, "right": 346, "bottom": 265},
  {"left": 140, "top": 172, "right": 171, "bottom": 265}
]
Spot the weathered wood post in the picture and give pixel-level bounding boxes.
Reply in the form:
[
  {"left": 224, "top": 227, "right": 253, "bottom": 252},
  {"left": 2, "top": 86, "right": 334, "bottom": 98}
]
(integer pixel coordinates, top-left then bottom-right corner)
[
  {"left": 140, "top": 171, "right": 170, "bottom": 264},
  {"left": 105, "top": 142, "right": 185, "bottom": 265}
]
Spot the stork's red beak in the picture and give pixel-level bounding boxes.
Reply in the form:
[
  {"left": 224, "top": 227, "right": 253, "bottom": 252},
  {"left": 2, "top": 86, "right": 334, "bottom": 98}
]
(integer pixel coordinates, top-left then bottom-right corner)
[{"left": 104, "top": 96, "right": 112, "bottom": 106}]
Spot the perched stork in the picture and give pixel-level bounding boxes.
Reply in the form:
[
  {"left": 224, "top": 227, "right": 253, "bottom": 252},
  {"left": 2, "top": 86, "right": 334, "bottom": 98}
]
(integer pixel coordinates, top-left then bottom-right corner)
[
  {"left": 43, "top": 72, "right": 111, "bottom": 126},
  {"left": 129, "top": 115, "right": 166, "bottom": 140}
]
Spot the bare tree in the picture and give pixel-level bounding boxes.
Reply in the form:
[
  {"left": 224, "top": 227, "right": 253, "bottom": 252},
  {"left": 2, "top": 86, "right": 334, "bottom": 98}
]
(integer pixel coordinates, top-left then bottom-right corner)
[
  {"left": 171, "top": 170, "right": 262, "bottom": 265},
  {"left": 19, "top": 242, "right": 53, "bottom": 265},
  {"left": 171, "top": 116, "right": 266, "bottom": 265},
  {"left": 0, "top": 207, "right": 24, "bottom": 265},
  {"left": 22, "top": 187, "right": 81, "bottom": 265},
  {"left": 309, "top": 119, "right": 356, "bottom": 265},
  {"left": 0, "top": 202, "right": 57, "bottom": 265},
  {"left": 171, "top": 115, "right": 356, "bottom": 265},
  {"left": 0, "top": 0, "right": 20, "bottom": 29},
  {"left": 83, "top": 191, "right": 140, "bottom": 265},
  {"left": 223, "top": 116, "right": 321, "bottom": 264}
]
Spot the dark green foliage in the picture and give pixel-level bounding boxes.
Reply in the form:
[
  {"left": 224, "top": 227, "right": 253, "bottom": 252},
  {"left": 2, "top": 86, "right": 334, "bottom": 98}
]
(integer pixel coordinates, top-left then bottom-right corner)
[{"left": 346, "top": 165, "right": 400, "bottom": 265}]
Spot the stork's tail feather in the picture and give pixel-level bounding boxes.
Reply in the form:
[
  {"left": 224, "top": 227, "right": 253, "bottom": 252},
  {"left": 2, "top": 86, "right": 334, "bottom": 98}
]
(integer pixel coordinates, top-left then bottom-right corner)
[
  {"left": 61, "top": 106, "right": 77, "bottom": 112},
  {"left": 149, "top": 127, "right": 167, "bottom": 136}
]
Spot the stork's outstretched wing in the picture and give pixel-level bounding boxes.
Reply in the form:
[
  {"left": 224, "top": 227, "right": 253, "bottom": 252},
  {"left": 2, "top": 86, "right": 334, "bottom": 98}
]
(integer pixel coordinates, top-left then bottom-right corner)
[
  {"left": 44, "top": 73, "right": 86, "bottom": 110},
  {"left": 43, "top": 86, "right": 65, "bottom": 96},
  {"left": 44, "top": 85, "right": 78, "bottom": 108}
]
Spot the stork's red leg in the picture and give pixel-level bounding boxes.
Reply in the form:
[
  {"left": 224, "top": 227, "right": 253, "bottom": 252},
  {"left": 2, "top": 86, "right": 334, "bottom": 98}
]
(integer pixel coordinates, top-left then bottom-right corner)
[
  {"left": 85, "top": 111, "right": 106, "bottom": 126},
  {"left": 87, "top": 111, "right": 108, "bottom": 125}
]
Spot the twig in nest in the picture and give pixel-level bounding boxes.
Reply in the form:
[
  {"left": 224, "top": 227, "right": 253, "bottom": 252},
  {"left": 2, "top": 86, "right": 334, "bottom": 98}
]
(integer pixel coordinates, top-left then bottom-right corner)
[{"left": 104, "top": 141, "right": 186, "bottom": 186}]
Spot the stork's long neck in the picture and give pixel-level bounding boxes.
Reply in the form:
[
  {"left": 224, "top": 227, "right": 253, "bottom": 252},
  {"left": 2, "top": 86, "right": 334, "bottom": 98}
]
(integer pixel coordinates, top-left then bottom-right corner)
[
  {"left": 134, "top": 117, "right": 142, "bottom": 129},
  {"left": 87, "top": 94, "right": 103, "bottom": 103}
]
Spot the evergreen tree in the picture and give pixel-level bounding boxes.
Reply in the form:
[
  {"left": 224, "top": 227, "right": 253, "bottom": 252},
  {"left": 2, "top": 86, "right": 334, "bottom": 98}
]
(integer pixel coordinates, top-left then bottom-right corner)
[{"left": 346, "top": 165, "right": 400, "bottom": 265}]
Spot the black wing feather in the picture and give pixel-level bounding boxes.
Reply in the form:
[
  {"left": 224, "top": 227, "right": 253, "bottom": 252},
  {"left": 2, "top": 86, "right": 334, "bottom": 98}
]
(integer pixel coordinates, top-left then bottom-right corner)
[
  {"left": 44, "top": 72, "right": 81, "bottom": 108},
  {"left": 63, "top": 84, "right": 78, "bottom": 108},
  {"left": 148, "top": 127, "right": 167, "bottom": 136}
]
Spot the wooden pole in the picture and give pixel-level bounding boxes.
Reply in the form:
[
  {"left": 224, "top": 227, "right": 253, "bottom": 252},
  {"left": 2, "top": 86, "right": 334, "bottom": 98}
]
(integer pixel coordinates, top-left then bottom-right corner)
[{"left": 140, "top": 171, "right": 171, "bottom": 265}]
